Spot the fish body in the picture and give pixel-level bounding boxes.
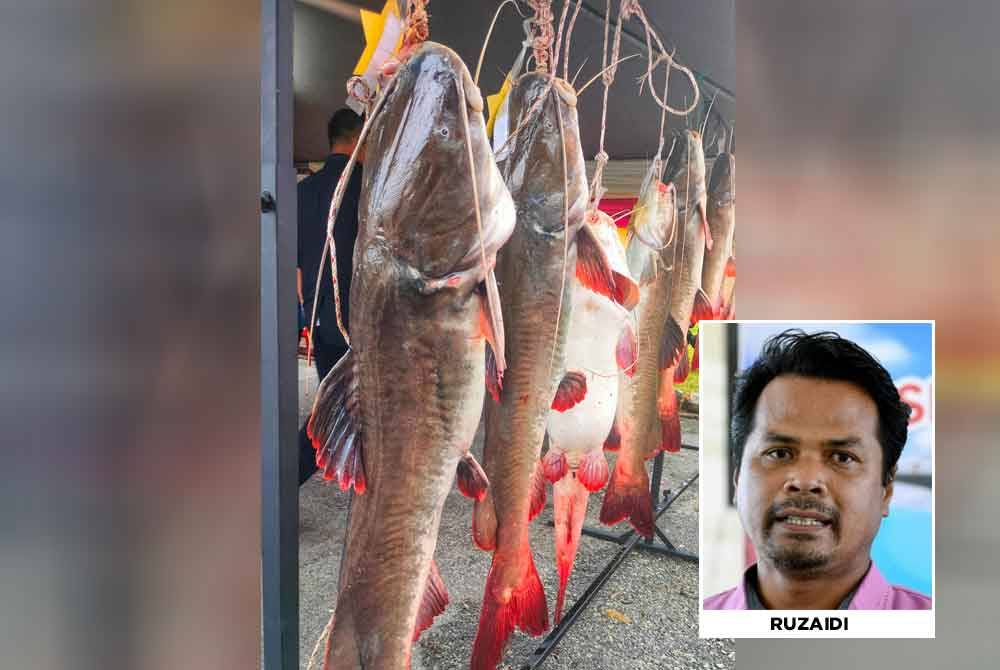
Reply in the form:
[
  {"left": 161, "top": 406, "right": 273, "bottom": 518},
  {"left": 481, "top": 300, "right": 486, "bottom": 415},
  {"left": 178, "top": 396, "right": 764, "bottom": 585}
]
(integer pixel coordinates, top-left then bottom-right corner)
[
  {"left": 471, "top": 71, "right": 632, "bottom": 670},
  {"left": 601, "top": 130, "right": 710, "bottom": 537},
  {"left": 310, "top": 41, "right": 514, "bottom": 670},
  {"left": 544, "top": 212, "right": 635, "bottom": 623},
  {"left": 700, "top": 152, "right": 735, "bottom": 313},
  {"left": 471, "top": 71, "right": 586, "bottom": 670},
  {"left": 600, "top": 165, "right": 676, "bottom": 538}
]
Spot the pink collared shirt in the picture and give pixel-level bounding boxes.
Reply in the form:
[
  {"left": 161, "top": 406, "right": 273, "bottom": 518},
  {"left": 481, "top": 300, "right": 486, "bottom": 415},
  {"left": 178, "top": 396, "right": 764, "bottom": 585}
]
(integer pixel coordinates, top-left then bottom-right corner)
[{"left": 704, "top": 561, "right": 931, "bottom": 610}]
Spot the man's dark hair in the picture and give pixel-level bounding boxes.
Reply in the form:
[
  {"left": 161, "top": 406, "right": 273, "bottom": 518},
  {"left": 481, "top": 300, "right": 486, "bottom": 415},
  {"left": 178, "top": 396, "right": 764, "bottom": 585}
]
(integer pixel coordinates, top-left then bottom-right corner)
[
  {"left": 327, "top": 108, "right": 363, "bottom": 148},
  {"left": 731, "top": 329, "right": 911, "bottom": 485}
]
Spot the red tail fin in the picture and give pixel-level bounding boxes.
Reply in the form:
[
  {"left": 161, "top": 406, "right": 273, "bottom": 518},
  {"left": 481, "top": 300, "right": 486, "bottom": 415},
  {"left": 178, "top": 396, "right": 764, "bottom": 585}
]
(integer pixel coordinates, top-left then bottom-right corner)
[
  {"left": 470, "top": 548, "right": 549, "bottom": 670},
  {"left": 553, "top": 479, "right": 589, "bottom": 625},
  {"left": 660, "top": 410, "right": 681, "bottom": 454},
  {"left": 599, "top": 460, "right": 653, "bottom": 539}
]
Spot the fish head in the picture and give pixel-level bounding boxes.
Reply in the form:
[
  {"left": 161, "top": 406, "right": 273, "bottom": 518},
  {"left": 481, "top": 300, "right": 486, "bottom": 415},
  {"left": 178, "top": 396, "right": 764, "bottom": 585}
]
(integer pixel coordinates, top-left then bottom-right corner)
[
  {"left": 505, "top": 73, "right": 588, "bottom": 234},
  {"left": 630, "top": 162, "right": 677, "bottom": 250},
  {"left": 663, "top": 129, "right": 707, "bottom": 226},
  {"left": 363, "top": 41, "right": 512, "bottom": 283},
  {"left": 709, "top": 152, "right": 735, "bottom": 210}
]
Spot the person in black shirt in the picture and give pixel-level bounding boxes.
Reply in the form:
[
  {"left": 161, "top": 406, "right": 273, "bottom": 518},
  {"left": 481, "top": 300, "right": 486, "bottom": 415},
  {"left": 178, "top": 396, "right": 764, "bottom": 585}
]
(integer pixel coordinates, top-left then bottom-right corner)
[{"left": 297, "top": 108, "right": 364, "bottom": 485}]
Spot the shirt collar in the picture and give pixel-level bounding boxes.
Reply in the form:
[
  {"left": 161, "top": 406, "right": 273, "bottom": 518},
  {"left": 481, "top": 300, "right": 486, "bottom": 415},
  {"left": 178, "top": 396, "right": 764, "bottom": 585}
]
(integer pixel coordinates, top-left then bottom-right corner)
[{"left": 741, "top": 561, "right": 873, "bottom": 609}]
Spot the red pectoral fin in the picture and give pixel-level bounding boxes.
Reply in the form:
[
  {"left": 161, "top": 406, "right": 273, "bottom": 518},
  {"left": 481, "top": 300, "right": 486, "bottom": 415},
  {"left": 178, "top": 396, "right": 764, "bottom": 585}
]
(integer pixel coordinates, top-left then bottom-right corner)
[
  {"left": 673, "top": 346, "right": 690, "bottom": 383},
  {"left": 485, "top": 343, "right": 502, "bottom": 403},
  {"left": 551, "top": 371, "right": 587, "bottom": 412},
  {"left": 577, "top": 450, "right": 610, "bottom": 492},
  {"left": 576, "top": 223, "right": 639, "bottom": 309},
  {"left": 659, "top": 316, "right": 685, "bottom": 370},
  {"left": 691, "top": 288, "right": 714, "bottom": 326},
  {"left": 542, "top": 449, "right": 569, "bottom": 484},
  {"left": 307, "top": 349, "right": 366, "bottom": 495},
  {"left": 479, "top": 270, "right": 506, "bottom": 372},
  {"left": 457, "top": 453, "right": 490, "bottom": 501}
]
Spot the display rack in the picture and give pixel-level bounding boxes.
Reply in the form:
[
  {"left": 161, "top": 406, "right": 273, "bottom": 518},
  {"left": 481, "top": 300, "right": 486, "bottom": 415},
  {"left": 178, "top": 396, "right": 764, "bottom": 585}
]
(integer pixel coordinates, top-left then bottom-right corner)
[{"left": 522, "top": 437, "right": 699, "bottom": 669}]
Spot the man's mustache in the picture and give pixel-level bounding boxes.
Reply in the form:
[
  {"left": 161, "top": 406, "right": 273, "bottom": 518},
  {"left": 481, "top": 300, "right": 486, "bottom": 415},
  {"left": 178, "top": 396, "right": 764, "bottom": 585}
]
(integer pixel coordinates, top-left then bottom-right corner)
[{"left": 765, "top": 496, "right": 840, "bottom": 530}]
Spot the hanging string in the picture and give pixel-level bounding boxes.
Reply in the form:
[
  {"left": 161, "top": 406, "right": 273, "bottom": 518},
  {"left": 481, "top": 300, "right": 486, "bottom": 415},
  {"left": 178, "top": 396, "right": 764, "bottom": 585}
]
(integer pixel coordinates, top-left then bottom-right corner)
[
  {"left": 655, "top": 51, "right": 671, "bottom": 161},
  {"left": 562, "top": 0, "right": 584, "bottom": 81},
  {"left": 401, "top": 0, "right": 430, "bottom": 53},
  {"left": 309, "top": 73, "right": 399, "bottom": 354},
  {"left": 552, "top": 0, "right": 570, "bottom": 75},
  {"left": 586, "top": 0, "right": 626, "bottom": 212},
  {"left": 623, "top": 0, "right": 700, "bottom": 116},
  {"left": 527, "top": 0, "right": 555, "bottom": 74},
  {"left": 345, "top": 75, "right": 375, "bottom": 117},
  {"left": 475, "top": 0, "right": 526, "bottom": 86}
]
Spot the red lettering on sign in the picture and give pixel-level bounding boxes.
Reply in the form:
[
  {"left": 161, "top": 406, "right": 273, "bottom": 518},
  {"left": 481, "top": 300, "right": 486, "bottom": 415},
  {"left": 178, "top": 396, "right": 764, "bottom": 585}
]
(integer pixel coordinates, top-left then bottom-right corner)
[{"left": 898, "top": 382, "right": 925, "bottom": 424}]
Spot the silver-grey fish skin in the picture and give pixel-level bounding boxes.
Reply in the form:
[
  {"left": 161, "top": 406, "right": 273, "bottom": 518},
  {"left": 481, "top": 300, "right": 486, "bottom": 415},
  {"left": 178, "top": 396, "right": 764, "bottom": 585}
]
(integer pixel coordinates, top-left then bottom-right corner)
[
  {"left": 324, "top": 41, "right": 514, "bottom": 670},
  {"left": 474, "top": 70, "right": 587, "bottom": 610}
]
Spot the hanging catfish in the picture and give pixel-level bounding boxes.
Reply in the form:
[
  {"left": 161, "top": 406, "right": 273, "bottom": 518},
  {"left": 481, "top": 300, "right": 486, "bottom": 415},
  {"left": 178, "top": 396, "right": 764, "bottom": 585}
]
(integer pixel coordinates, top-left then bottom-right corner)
[
  {"left": 470, "top": 70, "right": 637, "bottom": 670},
  {"left": 308, "top": 40, "right": 515, "bottom": 669}
]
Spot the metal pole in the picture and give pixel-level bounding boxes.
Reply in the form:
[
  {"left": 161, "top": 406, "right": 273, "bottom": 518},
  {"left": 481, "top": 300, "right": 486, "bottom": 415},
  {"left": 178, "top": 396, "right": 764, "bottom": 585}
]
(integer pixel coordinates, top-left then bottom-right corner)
[{"left": 262, "top": 0, "right": 298, "bottom": 668}]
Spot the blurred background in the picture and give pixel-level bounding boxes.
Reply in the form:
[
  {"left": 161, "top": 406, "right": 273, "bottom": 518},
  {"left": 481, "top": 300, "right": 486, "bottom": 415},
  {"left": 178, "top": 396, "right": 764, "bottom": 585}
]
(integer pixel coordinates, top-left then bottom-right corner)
[
  {"left": 737, "top": 0, "right": 998, "bottom": 665},
  {"left": 700, "top": 322, "right": 933, "bottom": 600},
  {"left": 1, "top": 0, "right": 997, "bottom": 668},
  {"left": 0, "top": 2, "right": 260, "bottom": 669}
]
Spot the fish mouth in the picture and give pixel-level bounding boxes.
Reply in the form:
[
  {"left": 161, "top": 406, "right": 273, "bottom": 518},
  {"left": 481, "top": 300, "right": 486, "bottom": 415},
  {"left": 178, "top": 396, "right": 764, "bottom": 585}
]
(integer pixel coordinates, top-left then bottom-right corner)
[{"left": 398, "top": 41, "right": 480, "bottom": 110}]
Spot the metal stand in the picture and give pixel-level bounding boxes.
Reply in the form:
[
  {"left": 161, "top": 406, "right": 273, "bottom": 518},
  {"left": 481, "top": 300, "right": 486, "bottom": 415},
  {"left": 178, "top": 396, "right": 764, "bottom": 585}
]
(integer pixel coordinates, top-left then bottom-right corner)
[{"left": 523, "top": 447, "right": 699, "bottom": 669}]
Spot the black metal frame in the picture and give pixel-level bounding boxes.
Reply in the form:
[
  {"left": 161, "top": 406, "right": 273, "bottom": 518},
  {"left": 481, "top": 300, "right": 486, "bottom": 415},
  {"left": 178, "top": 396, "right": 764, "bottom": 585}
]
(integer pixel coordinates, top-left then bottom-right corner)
[
  {"left": 525, "top": 446, "right": 699, "bottom": 669},
  {"left": 261, "top": 0, "right": 298, "bottom": 669}
]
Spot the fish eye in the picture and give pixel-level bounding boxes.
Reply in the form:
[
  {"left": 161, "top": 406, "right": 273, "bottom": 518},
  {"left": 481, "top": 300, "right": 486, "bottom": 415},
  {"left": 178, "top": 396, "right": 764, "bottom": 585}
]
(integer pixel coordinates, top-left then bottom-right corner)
[{"left": 439, "top": 127, "right": 449, "bottom": 138}]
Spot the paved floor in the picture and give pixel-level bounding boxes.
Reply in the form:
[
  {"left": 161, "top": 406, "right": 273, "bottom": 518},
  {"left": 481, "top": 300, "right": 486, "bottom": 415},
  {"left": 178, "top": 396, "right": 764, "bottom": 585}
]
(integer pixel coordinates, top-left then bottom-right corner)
[{"left": 297, "top": 359, "right": 733, "bottom": 669}]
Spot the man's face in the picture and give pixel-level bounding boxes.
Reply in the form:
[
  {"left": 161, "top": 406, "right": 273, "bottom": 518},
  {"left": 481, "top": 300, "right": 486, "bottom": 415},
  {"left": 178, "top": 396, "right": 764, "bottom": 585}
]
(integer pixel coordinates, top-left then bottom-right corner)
[{"left": 735, "top": 375, "right": 893, "bottom": 577}]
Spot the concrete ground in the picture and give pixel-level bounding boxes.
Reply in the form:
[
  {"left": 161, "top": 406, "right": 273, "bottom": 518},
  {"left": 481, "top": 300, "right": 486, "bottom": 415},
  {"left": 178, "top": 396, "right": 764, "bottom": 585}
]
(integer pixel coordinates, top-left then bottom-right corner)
[{"left": 297, "top": 359, "right": 734, "bottom": 669}]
